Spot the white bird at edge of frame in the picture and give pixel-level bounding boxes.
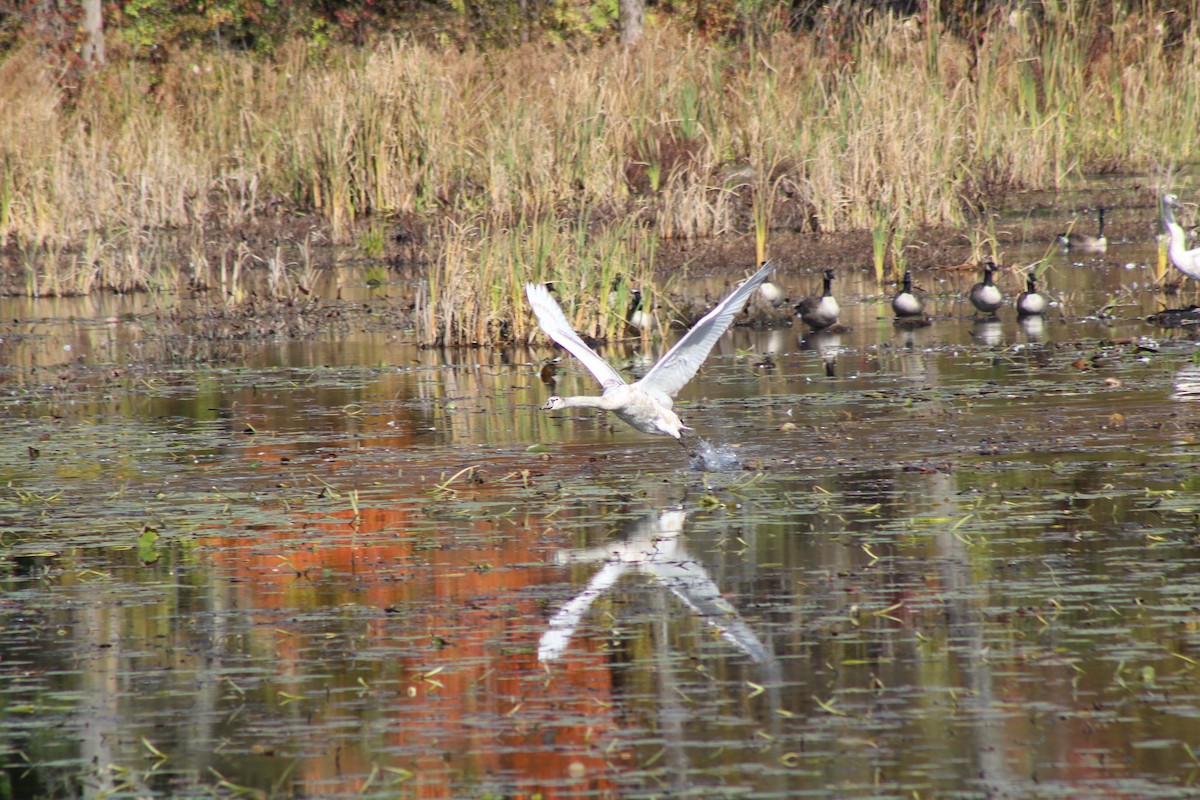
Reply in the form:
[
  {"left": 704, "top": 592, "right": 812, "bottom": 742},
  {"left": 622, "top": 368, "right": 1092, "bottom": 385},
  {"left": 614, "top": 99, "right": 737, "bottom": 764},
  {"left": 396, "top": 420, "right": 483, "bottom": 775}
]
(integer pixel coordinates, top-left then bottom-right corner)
[
  {"left": 525, "top": 260, "right": 775, "bottom": 451},
  {"left": 1162, "top": 193, "right": 1200, "bottom": 282}
]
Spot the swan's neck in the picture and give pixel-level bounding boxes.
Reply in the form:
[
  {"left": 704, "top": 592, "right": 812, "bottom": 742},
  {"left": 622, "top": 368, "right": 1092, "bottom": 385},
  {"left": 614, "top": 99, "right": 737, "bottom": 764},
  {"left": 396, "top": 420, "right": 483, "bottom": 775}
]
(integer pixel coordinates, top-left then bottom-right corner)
[
  {"left": 558, "top": 394, "right": 615, "bottom": 411},
  {"left": 1163, "top": 211, "right": 1193, "bottom": 262},
  {"left": 1164, "top": 203, "right": 1183, "bottom": 239}
]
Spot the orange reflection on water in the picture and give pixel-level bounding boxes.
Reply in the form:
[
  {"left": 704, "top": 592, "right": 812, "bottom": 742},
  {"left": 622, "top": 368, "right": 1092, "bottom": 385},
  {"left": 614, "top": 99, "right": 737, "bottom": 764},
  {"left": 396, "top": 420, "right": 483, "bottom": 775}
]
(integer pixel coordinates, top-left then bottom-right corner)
[{"left": 200, "top": 497, "right": 630, "bottom": 798}]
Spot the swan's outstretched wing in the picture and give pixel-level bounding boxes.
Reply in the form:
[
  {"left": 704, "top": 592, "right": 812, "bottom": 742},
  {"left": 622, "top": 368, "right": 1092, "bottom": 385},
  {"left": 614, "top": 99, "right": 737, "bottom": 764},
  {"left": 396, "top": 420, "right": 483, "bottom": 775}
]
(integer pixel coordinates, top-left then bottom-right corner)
[
  {"left": 647, "top": 558, "right": 773, "bottom": 663},
  {"left": 638, "top": 261, "right": 775, "bottom": 398},
  {"left": 526, "top": 283, "right": 626, "bottom": 390},
  {"left": 538, "top": 561, "right": 628, "bottom": 662}
]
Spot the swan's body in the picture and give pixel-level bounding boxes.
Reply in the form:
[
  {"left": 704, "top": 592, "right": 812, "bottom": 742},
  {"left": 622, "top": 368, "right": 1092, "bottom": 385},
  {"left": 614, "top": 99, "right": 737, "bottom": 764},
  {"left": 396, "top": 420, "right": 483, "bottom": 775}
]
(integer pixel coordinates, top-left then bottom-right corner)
[
  {"left": 891, "top": 270, "right": 925, "bottom": 317},
  {"left": 1162, "top": 194, "right": 1200, "bottom": 281},
  {"left": 1058, "top": 207, "right": 1107, "bottom": 252},
  {"left": 796, "top": 269, "right": 840, "bottom": 330},
  {"left": 1016, "top": 273, "right": 1048, "bottom": 316},
  {"left": 526, "top": 261, "right": 775, "bottom": 442},
  {"left": 969, "top": 261, "right": 1003, "bottom": 314}
]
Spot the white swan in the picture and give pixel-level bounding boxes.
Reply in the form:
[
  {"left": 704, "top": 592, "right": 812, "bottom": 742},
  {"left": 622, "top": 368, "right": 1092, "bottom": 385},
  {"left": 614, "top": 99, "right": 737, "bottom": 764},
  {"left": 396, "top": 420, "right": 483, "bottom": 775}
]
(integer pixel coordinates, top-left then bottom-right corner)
[
  {"left": 525, "top": 261, "right": 775, "bottom": 443},
  {"left": 1162, "top": 194, "right": 1200, "bottom": 281}
]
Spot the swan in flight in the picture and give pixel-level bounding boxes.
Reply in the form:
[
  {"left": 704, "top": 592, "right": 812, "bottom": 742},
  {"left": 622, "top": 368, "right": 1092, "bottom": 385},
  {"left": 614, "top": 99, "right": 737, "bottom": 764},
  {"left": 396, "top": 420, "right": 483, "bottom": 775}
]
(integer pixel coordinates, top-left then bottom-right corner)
[{"left": 525, "top": 261, "right": 775, "bottom": 444}]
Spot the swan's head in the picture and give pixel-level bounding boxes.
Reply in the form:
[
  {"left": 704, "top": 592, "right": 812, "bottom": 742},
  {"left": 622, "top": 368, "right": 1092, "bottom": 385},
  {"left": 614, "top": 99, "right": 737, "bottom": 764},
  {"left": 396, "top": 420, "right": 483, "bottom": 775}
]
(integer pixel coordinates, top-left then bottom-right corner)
[
  {"left": 1164, "top": 193, "right": 1181, "bottom": 209},
  {"left": 542, "top": 396, "right": 566, "bottom": 410}
]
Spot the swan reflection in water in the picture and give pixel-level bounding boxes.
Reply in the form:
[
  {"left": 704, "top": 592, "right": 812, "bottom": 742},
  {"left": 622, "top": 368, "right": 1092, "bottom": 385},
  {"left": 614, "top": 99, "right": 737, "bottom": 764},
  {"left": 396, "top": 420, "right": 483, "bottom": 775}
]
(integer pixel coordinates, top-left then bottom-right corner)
[
  {"left": 1172, "top": 364, "right": 1200, "bottom": 401},
  {"left": 538, "top": 508, "right": 773, "bottom": 665}
]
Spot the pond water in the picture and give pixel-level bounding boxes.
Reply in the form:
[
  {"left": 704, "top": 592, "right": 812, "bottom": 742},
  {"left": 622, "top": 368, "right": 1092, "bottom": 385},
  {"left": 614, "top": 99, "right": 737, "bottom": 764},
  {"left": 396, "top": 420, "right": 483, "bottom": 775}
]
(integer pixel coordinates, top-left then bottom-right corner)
[{"left": 4, "top": 215, "right": 1200, "bottom": 799}]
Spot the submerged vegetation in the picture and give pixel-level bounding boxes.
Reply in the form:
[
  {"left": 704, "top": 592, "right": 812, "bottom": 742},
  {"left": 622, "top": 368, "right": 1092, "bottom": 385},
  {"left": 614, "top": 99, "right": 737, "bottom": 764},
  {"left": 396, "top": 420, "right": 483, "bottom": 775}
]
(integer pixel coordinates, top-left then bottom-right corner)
[{"left": 1, "top": 1, "right": 1200, "bottom": 342}]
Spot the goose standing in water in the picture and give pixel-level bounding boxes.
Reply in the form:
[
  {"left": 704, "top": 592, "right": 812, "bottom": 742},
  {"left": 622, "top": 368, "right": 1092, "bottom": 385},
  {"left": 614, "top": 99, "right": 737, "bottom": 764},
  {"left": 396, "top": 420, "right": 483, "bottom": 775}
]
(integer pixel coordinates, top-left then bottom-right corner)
[
  {"left": 969, "top": 261, "right": 1003, "bottom": 315},
  {"left": 891, "top": 270, "right": 925, "bottom": 318},
  {"left": 795, "top": 268, "right": 840, "bottom": 330},
  {"left": 525, "top": 261, "right": 774, "bottom": 446},
  {"left": 1016, "top": 272, "right": 1048, "bottom": 316},
  {"left": 757, "top": 275, "right": 787, "bottom": 306},
  {"left": 627, "top": 288, "right": 655, "bottom": 331},
  {"left": 1058, "top": 207, "right": 1107, "bottom": 253},
  {"left": 1161, "top": 193, "right": 1200, "bottom": 282}
]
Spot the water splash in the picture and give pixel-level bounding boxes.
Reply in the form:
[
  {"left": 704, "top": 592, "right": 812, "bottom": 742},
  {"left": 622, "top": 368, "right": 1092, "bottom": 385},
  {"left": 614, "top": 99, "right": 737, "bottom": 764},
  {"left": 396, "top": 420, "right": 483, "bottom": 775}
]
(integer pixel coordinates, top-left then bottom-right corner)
[{"left": 689, "top": 439, "right": 741, "bottom": 471}]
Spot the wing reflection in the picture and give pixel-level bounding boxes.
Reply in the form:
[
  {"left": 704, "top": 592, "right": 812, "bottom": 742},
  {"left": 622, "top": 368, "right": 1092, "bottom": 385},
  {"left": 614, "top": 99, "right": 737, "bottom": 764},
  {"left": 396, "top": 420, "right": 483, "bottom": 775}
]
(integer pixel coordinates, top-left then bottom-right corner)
[
  {"left": 539, "top": 508, "right": 772, "bottom": 664},
  {"left": 1173, "top": 364, "right": 1200, "bottom": 401}
]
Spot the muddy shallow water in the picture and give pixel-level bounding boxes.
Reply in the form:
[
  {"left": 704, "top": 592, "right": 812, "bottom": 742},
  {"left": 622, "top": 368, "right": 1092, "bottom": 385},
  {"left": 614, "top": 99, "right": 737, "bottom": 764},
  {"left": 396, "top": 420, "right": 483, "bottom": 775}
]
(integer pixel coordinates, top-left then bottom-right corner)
[{"left": 4, "top": 212, "right": 1200, "bottom": 798}]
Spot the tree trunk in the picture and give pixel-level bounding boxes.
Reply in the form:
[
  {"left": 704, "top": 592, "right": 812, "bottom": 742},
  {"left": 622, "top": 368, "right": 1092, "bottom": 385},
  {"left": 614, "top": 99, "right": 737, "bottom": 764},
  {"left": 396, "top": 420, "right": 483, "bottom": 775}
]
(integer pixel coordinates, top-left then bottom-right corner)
[
  {"left": 81, "top": 0, "right": 106, "bottom": 68},
  {"left": 619, "top": 0, "right": 644, "bottom": 45}
]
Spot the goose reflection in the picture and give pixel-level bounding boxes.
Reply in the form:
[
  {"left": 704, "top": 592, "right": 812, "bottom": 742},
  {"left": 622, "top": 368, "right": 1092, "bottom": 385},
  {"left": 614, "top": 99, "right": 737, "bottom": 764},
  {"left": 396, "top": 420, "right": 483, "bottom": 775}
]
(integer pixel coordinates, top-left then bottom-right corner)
[
  {"left": 799, "top": 330, "right": 843, "bottom": 378},
  {"left": 971, "top": 318, "right": 1003, "bottom": 347},
  {"left": 538, "top": 508, "right": 772, "bottom": 665},
  {"left": 1018, "top": 314, "right": 1045, "bottom": 342}
]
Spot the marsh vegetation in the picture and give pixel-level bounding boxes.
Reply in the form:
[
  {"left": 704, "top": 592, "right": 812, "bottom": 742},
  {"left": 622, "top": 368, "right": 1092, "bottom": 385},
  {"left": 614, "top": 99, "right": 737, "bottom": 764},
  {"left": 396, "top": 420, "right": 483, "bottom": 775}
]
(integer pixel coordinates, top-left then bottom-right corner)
[{"left": 3, "top": 2, "right": 1200, "bottom": 344}]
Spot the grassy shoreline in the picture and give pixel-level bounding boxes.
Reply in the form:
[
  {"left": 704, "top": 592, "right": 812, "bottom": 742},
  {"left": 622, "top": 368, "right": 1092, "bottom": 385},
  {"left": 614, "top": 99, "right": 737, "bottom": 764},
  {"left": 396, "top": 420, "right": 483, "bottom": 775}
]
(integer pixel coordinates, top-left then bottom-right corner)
[{"left": 2, "top": 7, "right": 1199, "bottom": 342}]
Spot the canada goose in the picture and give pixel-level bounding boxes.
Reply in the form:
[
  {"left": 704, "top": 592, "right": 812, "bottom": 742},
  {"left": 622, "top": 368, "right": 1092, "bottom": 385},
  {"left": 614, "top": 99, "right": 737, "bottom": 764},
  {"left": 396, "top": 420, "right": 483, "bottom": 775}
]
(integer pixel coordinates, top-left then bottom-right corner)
[
  {"left": 891, "top": 270, "right": 925, "bottom": 317},
  {"left": 795, "top": 268, "right": 840, "bottom": 330},
  {"left": 1162, "top": 194, "right": 1200, "bottom": 281},
  {"left": 1058, "top": 207, "right": 1107, "bottom": 252},
  {"left": 627, "top": 289, "right": 655, "bottom": 331},
  {"left": 1016, "top": 272, "right": 1048, "bottom": 316},
  {"left": 758, "top": 276, "right": 786, "bottom": 306},
  {"left": 526, "top": 261, "right": 774, "bottom": 445},
  {"left": 969, "top": 261, "right": 1003, "bottom": 315}
]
